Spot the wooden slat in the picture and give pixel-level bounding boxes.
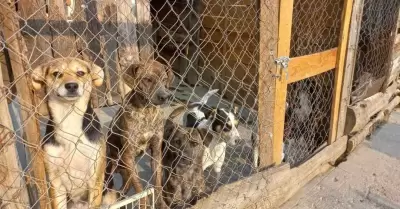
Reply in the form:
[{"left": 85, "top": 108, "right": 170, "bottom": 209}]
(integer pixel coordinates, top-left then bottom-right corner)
[
  {"left": 287, "top": 48, "right": 337, "bottom": 84},
  {"left": 329, "top": 0, "right": 355, "bottom": 144},
  {"left": 0, "top": 3, "right": 49, "bottom": 208},
  {"left": 258, "top": 0, "right": 279, "bottom": 167},
  {"left": 137, "top": 0, "right": 154, "bottom": 61},
  {"left": 337, "top": 0, "right": 365, "bottom": 138},
  {"left": 272, "top": 0, "right": 294, "bottom": 165},
  {"left": 0, "top": 56, "right": 29, "bottom": 209},
  {"left": 202, "top": 15, "right": 257, "bottom": 34},
  {"left": 204, "top": 3, "right": 257, "bottom": 19}
]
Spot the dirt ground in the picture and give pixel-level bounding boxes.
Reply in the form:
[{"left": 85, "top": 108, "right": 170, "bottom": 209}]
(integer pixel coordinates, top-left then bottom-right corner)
[{"left": 281, "top": 109, "right": 400, "bottom": 209}]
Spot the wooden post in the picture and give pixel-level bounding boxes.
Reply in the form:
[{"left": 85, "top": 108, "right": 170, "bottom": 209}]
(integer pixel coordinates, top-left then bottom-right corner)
[
  {"left": 336, "top": 0, "right": 365, "bottom": 138},
  {"left": 271, "top": 0, "right": 294, "bottom": 165},
  {"left": 18, "top": 0, "right": 53, "bottom": 116},
  {"left": 329, "top": 0, "right": 355, "bottom": 144},
  {"left": 184, "top": 0, "right": 201, "bottom": 86},
  {"left": 0, "top": 59, "right": 29, "bottom": 209},
  {"left": 137, "top": 0, "right": 154, "bottom": 61},
  {"left": 258, "top": 0, "right": 279, "bottom": 167},
  {"left": 0, "top": 3, "right": 49, "bottom": 209},
  {"left": 117, "top": 0, "right": 140, "bottom": 97},
  {"left": 48, "top": 0, "right": 79, "bottom": 58}
]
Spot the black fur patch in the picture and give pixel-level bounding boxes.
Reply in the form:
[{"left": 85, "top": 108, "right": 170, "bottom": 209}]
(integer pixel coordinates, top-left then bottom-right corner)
[
  {"left": 43, "top": 115, "right": 60, "bottom": 147},
  {"left": 82, "top": 101, "right": 102, "bottom": 142},
  {"left": 43, "top": 101, "right": 102, "bottom": 147}
]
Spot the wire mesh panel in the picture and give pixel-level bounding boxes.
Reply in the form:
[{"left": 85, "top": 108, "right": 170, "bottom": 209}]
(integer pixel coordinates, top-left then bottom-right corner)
[
  {"left": 290, "top": 0, "right": 344, "bottom": 57},
  {"left": 284, "top": 70, "right": 334, "bottom": 167},
  {"left": 0, "top": 0, "right": 280, "bottom": 208},
  {"left": 351, "top": 0, "right": 400, "bottom": 104}
]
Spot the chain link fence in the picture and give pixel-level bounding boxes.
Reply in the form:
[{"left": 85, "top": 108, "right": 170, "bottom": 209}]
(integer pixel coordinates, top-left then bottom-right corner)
[
  {"left": 350, "top": 0, "right": 400, "bottom": 105},
  {"left": 0, "top": 0, "right": 398, "bottom": 208},
  {"left": 283, "top": 0, "right": 343, "bottom": 166}
]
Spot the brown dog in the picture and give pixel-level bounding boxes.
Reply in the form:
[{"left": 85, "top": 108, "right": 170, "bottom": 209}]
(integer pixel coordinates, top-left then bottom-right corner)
[
  {"left": 30, "top": 58, "right": 106, "bottom": 209},
  {"left": 103, "top": 60, "right": 173, "bottom": 208},
  {"left": 162, "top": 105, "right": 207, "bottom": 209}
]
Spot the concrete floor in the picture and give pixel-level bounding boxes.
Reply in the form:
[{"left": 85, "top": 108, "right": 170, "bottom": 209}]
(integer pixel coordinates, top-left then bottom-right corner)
[{"left": 281, "top": 109, "right": 400, "bottom": 209}]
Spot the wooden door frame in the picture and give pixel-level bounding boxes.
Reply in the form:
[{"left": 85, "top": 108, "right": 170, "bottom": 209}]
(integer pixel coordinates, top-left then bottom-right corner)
[{"left": 259, "top": 0, "right": 355, "bottom": 165}]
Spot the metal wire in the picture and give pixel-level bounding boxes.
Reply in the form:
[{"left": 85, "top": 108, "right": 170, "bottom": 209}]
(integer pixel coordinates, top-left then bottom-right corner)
[
  {"left": 351, "top": 0, "right": 400, "bottom": 104},
  {"left": 0, "top": 0, "right": 396, "bottom": 208}
]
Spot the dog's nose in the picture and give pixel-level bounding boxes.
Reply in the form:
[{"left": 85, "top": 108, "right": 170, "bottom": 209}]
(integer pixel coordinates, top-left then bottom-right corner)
[
  {"left": 158, "top": 92, "right": 172, "bottom": 102},
  {"left": 65, "top": 83, "right": 78, "bottom": 92}
]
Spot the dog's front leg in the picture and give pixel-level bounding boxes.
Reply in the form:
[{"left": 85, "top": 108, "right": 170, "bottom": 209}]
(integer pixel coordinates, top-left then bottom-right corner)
[
  {"left": 151, "top": 134, "right": 167, "bottom": 209},
  {"left": 211, "top": 142, "right": 227, "bottom": 191},
  {"left": 120, "top": 155, "right": 143, "bottom": 196},
  {"left": 48, "top": 173, "right": 68, "bottom": 209},
  {"left": 88, "top": 145, "right": 106, "bottom": 208}
]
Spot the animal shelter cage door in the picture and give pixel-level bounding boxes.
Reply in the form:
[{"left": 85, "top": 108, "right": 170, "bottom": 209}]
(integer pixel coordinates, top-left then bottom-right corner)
[{"left": 271, "top": 0, "right": 354, "bottom": 166}]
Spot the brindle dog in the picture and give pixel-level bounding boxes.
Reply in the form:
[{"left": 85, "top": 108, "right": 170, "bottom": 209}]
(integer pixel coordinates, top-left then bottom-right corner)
[
  {"left": 162, "top": 106, "right": 207, "bottom": 209},
  {"left": 103, "top": 60, "right": 173, "bottom": 208}
]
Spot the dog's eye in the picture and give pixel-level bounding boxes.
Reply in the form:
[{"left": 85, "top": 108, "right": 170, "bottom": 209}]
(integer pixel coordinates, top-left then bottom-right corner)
[
  {"left": 76, "top": 71, "right": 85, "bottom": 77},
  {"left": 144, "top": 78, "right": 152, "bottom": 83},
  {"left": 52, "top": 72, "right": 63, "bottom": 78}
]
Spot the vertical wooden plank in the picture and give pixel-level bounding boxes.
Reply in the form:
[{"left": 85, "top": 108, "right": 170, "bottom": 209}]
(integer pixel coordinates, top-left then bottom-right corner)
[
  {"left": 337, "top": 0, "right": 364, "bottom": 138},
  {"left": 136, "top": 0, "right": 154, "bottom": 61},
  {"left": 116, "top": 0, "right": 140, "bottom": 96},
  {"left": 0, "top": 61, "right": 29, "bottom": 209},
  {"left": 97, "top": 0, "right": 121, "bottom": 103},
  {"left": 258, "top": 0, "right": 280, "bottom": 167},
  {"left": 0, "top": 3, "right": 49, "bottom": 209},
  {"left": 271, "top": 0, "right": 294, "bottom": 165},
  {"left": 19, "top": 0, "right": 53, "bottom": 117},
  {"left": 329, "top": 0, "right": 355, "bottom": 144},
  {"left": 73, "top": 0, "right": 107, "bottom": 107},
  {"left": 185, "top": 0, "right": 201, "bottom": 86},
  {"left": 48, "top": 0, "right": 79, "bottom": 58}
]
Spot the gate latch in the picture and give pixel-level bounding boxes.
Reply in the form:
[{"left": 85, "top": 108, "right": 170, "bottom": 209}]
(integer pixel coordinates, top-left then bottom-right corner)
[{"left": 274, "top": 56, "right": 290, "bottom": 80}]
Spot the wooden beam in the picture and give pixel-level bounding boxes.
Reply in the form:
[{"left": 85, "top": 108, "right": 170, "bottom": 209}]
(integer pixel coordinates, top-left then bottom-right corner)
[
  {"left": 136, "top": 0, "right": 154, "bottom": 61},
  {"left": 287, "top": 48, "right": 337, "bottom": 84},
  {"left": 347, "top": 96, "right": 400, "bottom": 152},
  {"left": 116, "top": 0, "right": 140, "bottom": 97},
  {"left": 272, "top": 0, "right": 294, "bottom": 164},
  {"left": 337, "top": 0, "right": 365, "bottom": 138},
  {"left": 0, "top": 2, "right": 49, "bottom": 208},
  {"left": 329, "top": 0, "right": 355, "bottom": 144},
  {"left": 193, "top": 136, "right": 348, "bottom": 209},
  {"left": 344, "top": 81, "right": 399, "bottom": 135},
  {"left": 0, "top": 58, "right": 29, "bottom": 209},
  {"left": 257, "top": 0, "right": 279, "bottom": 168},
  {"left": 19, "top": 0, "right": 53, "bottom": 116}
]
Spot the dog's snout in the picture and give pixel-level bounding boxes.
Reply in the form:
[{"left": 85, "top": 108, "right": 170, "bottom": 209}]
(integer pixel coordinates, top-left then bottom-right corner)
[
  {"left": 65, "top": 82, "right": 78, "bottom": 92},
  {"left": 157, "top": 91, "right": 172, "bottom": 102}
]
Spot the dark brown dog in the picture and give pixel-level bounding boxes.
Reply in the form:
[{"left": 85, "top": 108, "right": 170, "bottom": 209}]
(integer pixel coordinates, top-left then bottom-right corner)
[
  {"left": 162, "top": 106, "right": 207, "bottom": 209},
  {"left": 103, "top": 60, "right": 173, "bottom": 208}
]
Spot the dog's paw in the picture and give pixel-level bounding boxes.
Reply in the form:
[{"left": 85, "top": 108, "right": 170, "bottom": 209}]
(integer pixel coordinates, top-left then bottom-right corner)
[{"left": 102, "top": 190, "right": 119, "bottom": 206}]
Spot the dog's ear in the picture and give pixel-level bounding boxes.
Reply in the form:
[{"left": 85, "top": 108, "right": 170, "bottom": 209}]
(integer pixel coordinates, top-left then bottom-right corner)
[
  {"left": 78, "top": 60, "right": 104, "bottom": 87},
  {"left": 31, "top": 64, "right": 47, "bottom": 91},
  {"left": 123, "top": 63, "right": 143, "bottom": 88}
]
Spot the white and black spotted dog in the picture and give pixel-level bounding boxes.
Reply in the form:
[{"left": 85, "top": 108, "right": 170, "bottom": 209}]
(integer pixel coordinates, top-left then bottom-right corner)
[{"left": 182, "top": 89, "right": 241, "bottom": 183}]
